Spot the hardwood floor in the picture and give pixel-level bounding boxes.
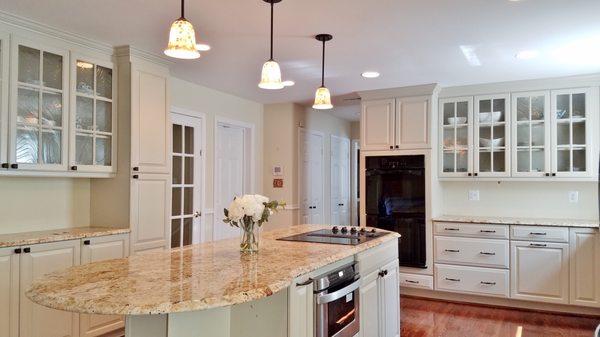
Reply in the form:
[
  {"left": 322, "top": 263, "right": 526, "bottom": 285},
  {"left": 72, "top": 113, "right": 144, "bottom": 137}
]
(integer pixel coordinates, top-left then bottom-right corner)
[{"left": 400, "top": 296, "right": 599, "bottom": 337}]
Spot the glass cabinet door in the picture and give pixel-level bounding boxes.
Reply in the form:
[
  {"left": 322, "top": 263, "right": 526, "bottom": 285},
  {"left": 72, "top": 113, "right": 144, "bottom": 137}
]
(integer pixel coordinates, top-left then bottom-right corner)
[
  {"left": 71, "top": 57, "right": 114, "bottom": 172},
  {"left": 474, "top": 94, "right": 510, "bottom": 177},
  {"left": 511, "top": 91, "right": 551, "bottom": 177},
  {"left": 440, "top": 97, "right": 472, "bottom": 176},
  {"left": 0, "top": 34, "right": 8, "bottom": 168},
  {"left": 10, "top": 40, "right": 68, "bottom": 170},
  {"left": 551, "top": 88, "right": 592, "bottom": 177}
]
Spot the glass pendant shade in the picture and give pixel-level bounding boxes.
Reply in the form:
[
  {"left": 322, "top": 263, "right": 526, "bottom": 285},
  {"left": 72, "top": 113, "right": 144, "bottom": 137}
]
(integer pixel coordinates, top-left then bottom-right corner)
[
  {"left": 164, "top": 18, "right": 201, "bottom": 59},
  {"left": 258, "top": 60, "right": 284, "bottom": 90},
  {"left": 313, "top": 86, "right": 333, "bottom": 110}
]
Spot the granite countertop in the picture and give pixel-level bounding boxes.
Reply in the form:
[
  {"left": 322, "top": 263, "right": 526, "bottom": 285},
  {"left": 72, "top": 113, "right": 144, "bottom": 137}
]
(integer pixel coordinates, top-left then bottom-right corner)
[
  {"left": 433, "top": 215, "right": 599, "bottom": 229},
  {"left": 0, "top": 226, "right": 131, "bottom": 248},
  {"left": 26, "top": 225, "right": 398, "bottom": 316}
]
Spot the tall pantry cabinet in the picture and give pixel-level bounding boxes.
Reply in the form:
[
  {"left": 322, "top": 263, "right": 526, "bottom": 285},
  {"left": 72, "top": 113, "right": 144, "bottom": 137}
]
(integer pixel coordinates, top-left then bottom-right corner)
[{"left": 91, "top": 46, "right": 171, "bottom": 253}]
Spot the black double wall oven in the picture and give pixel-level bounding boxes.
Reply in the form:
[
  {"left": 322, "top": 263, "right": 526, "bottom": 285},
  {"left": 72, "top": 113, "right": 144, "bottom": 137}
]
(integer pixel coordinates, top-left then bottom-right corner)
[{"left": 365, "top": 155, "right": 427, "bottom": 269}]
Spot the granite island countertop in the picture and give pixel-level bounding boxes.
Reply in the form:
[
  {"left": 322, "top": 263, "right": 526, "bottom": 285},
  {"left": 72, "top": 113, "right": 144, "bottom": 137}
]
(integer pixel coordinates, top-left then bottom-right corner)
[
  {"left": 0, "top": 226, "right": 131, "bottom": 248},
  {"left": 433, "top": 215, "right": 599, "bottom": 228},
  {"left": 26, "top": 225, "right": 399, "bottom": 316}
]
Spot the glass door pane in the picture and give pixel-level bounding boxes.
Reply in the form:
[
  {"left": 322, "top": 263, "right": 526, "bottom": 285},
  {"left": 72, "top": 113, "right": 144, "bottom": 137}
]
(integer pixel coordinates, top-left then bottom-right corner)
[
  {"left": 441, "top": 99, "right": 471, "bottom": 175},
  {"left": 171, "top": 122, "right": 197, "bottom": 248},
  {"left": 475, "top": 95, "right": 508, "bottom": 176},
  {"left": 513, "top": 93, "right": 548, "bottom": 175},
  {"left": 553, "top": 91, "right": 588, "bottom": 174}
]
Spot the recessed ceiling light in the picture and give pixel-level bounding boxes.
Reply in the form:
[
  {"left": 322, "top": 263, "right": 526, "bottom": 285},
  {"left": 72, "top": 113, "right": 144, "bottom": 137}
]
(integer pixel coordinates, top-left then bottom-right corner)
[
  {"left": 282, "top": 80, "right": 295, "bottom": 87},
  {"left": 196, "top": 43, "right": 211, "bottom": 51},
  {"left": 361, "top": 71, "right": 380, "bottom": 79},
  {"left": 515, "top": 50, "right": 539, "bottom": 60}
]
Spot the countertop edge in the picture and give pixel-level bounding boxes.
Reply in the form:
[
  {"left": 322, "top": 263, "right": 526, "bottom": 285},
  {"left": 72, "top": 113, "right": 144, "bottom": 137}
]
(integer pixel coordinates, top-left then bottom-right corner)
[
  {"left": 0, "top": 227, "right": 131, "bottom": 248},
  {"left": 433, "top": 216, "right": 599, "bottom": 229}
]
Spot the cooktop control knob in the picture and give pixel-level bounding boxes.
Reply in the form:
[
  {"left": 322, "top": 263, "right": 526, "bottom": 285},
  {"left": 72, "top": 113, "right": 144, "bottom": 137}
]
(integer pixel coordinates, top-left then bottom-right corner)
[
  {"left": 332, "top": 226, "right": 339, "bottom": 233},
  {"left": 350, "top": 227, "right": 358, "bottom": 234},
  {"left": 370, "top": 228, "right": 376, "bottom": 233},
  {"left": 360, "top": 228, "right": 366, "bottom": 233},
  {"left": 341, "top": 227, "right": 348, "bottom": 234}
]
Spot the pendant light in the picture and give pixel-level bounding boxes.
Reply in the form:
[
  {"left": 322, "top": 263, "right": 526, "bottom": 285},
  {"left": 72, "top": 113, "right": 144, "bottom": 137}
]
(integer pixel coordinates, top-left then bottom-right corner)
[
  {"left": 258, "top": 0, "right": 284, "bottom": 90},
  {"left": 164, "top": 0, "right": 201, "bottom": 60},
  {"left": 313, "top": 34, "right": 333, "bottom": 110}
]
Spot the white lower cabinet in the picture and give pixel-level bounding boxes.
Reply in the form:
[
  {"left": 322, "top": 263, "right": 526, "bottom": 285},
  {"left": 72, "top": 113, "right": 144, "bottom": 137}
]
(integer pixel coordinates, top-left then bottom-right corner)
[
  {"left": 0, "top": 247, "right": 19, "bottom": 337},
  {"left": 380, "top": 260, "right": 400, "bottom": 337},
  {"left": 130, "top": 174, "right": 170, "bottom": 252},
  {"left": 19, "top": 240, "right": 81, "bottom": 337},
  {"left": 510, "top": 241, "right": 569, "bottom": 304},
  {"left": 80, "top": 235, "right": 129, "bottom": 337},
  {"left": 435, "top": 264, "right": 509, "bottom": 298},
  {"left": 359, "top": 269, "right": 380, "bottom": 337},
  {"left": 399, "top": 273, "right": 433, "bottom": 290},
  {"left": 288, "top": 274, "right": 314, "bottom": 337},
  {"left": 569, "top": 228, "right": 600, "bottom": 307}
]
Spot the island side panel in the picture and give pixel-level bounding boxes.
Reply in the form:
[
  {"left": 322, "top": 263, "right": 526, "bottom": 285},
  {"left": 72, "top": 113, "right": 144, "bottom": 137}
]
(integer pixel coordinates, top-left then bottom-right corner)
[
  {"left": 168, "top": 307, "right": 231, "bottom": 337},
  {"left": 125, "top": 315, "right": 167, "bottom": 337}
]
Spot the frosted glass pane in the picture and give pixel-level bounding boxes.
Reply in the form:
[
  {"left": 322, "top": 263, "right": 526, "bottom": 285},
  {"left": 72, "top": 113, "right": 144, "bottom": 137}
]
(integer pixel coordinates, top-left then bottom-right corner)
[
  {"left": 479, "top": 127, "right": 491, "bottom": 147},
  {"left": 95, "top": 136, "right": 111, "bottom": 166},
  {"left": 457, "top": 150, "right": 468, "bottom": 172},
  {"left": 43, "top": 52, "right": 62, "bottom": 90},
  {"left": 493, "top": 99, "right": 506, "bottom": 122},
  {"left": 531, "top": 96, "right": 545, "bottom": 120},
  {"left": 557, "top": 149, "right": 570, "bottom": 172},
  {"left": 531, "top": 149, "right": 545, "bottom": 172},
  {"left": 172, "top": 156, "right": 182, "bottom": 184},
  {"left": 443, "top": 152, "right": 454, "bottom": 172},
  {"left": 517, "top": 124, "right": 530, "bottom": 147},
  {"left": 573, "top": 149, "right": 586, "bottom": 172},
  {"left": 492, "top": 125, "right": 505, "bottom": 144},
  {"left": 443, "top": 129, "right": 454, "bottom": 149},
  {"left": 557, "top": 123, "right": 570, "bottom": 146},
  {"left": 531, "top": 123, "right": 544, "bottom": 147},
  {"left": 516, "top": 97, "right": 529, "bottom": 121},
  {"left": 42, "top": 130, "right": 61, "bottom": 164},
  {"left": 75, "top": 134, "right": 93, "bottom": 165},
  {"left": 479, "top": 99, "right": 491, "bottom": 113},
  {"left": 572, "top": 121, "right": 585, "bottom": 145},
  {"left": 517, "top": 150, "right": 530, "bottom": 172},
  {"left": 556, "top": 94, "right": 570, "bottom": 119},
  {"left": 76, "top": 96, "right": 93, "bottom": 130},
  {"left": 18, "top": 46, "right": 40, "bottom": 85},
  {"left": 457, "top": 101, "right": 468, "bottom": 120},
  {"left": 456, "top": 126, "right": 468, "bottom": 146},
  {"left": 16, "top": 127, "right": 38, "bottom": 163},
  {"left": 493, "top": 151, "right": 505, "bottom": 172},
  {"left": 479, "top": 152, "right": 491, "bottom": 172},
  {"left": 76, "top": 61, "right": 94, "bottom": 95},
  {"left": 572, "top": 93, "right": 585, "bottom": 118},
  {"left": 17, "top": 87, "right": 39, "bottom": 124},
  {"left": 96, "top": 66, "right": 112, "bottom": 99},
  {"left": 443, "top": 102, "right": 454, "bottom": 125},
  {"left": 96, "top": 100, "right": 112, "bottom": 132},
  {"left": 42, "top": 92, "right": 62, "bottom": 127}
]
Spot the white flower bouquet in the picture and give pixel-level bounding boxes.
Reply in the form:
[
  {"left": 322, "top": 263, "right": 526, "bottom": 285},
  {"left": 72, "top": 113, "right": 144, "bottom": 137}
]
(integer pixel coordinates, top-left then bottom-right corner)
[{"left": 223, "top": 194, "right": 285, "bottom": 252}]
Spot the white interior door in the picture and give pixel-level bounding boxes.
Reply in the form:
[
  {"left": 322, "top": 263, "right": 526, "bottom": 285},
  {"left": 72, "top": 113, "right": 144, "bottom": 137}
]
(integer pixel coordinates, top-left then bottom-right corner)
[
  {"left": 214, "top": 123, "right": 247, "bottom": 240},
  {"left": 171, "top": 113, "right": 203, "bottom": 248},
  {"left": 299, "top": 129, "right": 324, "bottom": 224},
  {"left": 331, "top": 136, "right": 350, "bottom": 225}
]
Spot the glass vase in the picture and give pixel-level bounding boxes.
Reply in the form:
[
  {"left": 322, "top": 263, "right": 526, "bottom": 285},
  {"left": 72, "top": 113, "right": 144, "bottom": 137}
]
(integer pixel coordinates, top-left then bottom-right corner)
[{"left": 239, "top": 219, "right": 260, "bottom": 253}]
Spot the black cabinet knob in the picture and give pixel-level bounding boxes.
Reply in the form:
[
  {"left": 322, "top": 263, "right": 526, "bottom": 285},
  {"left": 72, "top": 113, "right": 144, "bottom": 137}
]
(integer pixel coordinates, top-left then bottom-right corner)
[
  {"left": 83, "top": 240, "right": 91, "bottom": 245},
  {"left": 468, "top": 173, "right": 472, "bottom": 177},
  {"left": 474, "top": 173, "right": 478, "bottom": 177},
  {"left": 552, "top": 173, "right": 557, "bottom": 177},
  {"left": 378, "top": 271, "right": 386, "bottom": 278},
  {"left": 10, "top": 163, "right": 18, "bottom": 169},
  {"left": 132, "top": 175, "right": 139, "bottom": 179},
  {"left": 1, "top": 163, "right": 8, "bottom": 169},
  {"left": 23, "top": 247, "right": 31, "bottom": 253},
  {"left": 133, "top": 167, "right": 139, "bottom": 171},
  {"left": 14, "top": 248, "right": 21, "bottom": 254},
  {"left": 545, "top": 173, "right": 550, "bottom": 177},
  {"left": 71, "top": 166, "right": 78, "bottom": 171},
  {"left": 395, "top": 145, "right": 399, "bottom": 149},
  {"left": 389, "top": 146, "right": 393, "bottom": 150}
]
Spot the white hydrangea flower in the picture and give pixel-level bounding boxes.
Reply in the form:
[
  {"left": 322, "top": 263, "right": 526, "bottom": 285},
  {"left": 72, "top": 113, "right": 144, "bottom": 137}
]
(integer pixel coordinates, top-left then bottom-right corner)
[{"left": 227, "top": 197, "right": 244, "bottom": 222}]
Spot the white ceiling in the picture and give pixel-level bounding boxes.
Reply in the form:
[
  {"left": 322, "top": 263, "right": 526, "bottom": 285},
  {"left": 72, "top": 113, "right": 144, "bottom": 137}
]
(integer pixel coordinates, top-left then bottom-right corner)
[{"left": 1, "top": 0, "right": 600, "bottom": 121}]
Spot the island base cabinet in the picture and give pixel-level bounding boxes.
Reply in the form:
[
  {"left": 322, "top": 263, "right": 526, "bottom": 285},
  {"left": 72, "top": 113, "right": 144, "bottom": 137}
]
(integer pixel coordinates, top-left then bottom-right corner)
[
  {"left": 380, "top": 260, "right": 400, "bottom": 337},
  {"left": 288, "top": 275, "right": 314, "bottom": 337},
  {"left": 569, "top": 228, "right": 600, "bottom": 307},
  {"left": 19, "top": 240, "right": 81, "bottom": 337},
  {"left": 80, "top": 235, "right": 130, "bottom": 337},
  {"left": 359, "top": 269, "right": 380, "bottom": 337},
  {"left": 0, "top": 247, "right": 19, "bottom": 337}
]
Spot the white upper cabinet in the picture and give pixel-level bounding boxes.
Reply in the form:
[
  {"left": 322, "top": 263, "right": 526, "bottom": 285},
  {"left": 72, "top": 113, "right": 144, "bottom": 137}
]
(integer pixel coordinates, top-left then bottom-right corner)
[
  {"left": 9, "top": 37, "right": 69, "bottom": 171},
  {"left": 361, "top": 99, "right": 395, "bottom": 151},
  {"left": 439, "top": 96, "right": 473, "bottom": 177},
  {"left": 395, "top": 96, "right": 430, "bottom": 149},
  {"left": 69, "top": 54, "right": 116, "bottom": 173},
  {"left": 474, "top": 94, "right": 510, "bottom": 177},
  {"left": 0, "top": 32, "right": 9, "bottom": 171}
]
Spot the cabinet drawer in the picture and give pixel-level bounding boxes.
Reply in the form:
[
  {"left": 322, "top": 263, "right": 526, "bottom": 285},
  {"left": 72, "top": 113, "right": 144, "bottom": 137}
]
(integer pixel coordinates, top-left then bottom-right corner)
[
  {"left": 511, "top": 226, "right": 569, "bottom": 243},
  {"left": 435, "top": 264, "right": 509, "bottom": 298},
  {"left": 399, "top": 273, "right": 433, "bottom": 290},
  {"left": 356, "top": 239, "right": 398, "bottom": 276},
  {"left": 435, "top": 236, "right": 509, "bottom": 268},
  {"left": 434, "top": 222, "right": 509, "bottom": 239}
]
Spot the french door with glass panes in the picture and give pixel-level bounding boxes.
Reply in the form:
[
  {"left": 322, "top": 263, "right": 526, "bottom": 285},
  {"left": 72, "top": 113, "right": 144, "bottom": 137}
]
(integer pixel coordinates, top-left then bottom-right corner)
[
  {"left": 9, "top": 37, "right": 69, "bottom": 171},
  {"left": 69, "top": 54, "right": 115, "bottom": 173},
  {"left": 474, "top": 94, "right": 510, "bottom": 178},
  {"left": 511, "top": 91, "right": 551, "bottom": 177},
  {"left": 171, "top": 113, "right": 202, "bottom": 248},
  {"left": 439, "top": 96, "right": 473, "bottom": 177}
]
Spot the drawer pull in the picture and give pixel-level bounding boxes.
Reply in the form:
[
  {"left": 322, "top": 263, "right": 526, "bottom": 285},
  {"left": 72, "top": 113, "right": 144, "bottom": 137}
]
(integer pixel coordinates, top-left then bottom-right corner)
[
  {"left": 444, "top": 228, "right": 460, "bottom": 231},
  {"left": 480, "top": 230, "right": 496, "bottom": 233},
  {"left": 404, "top": 280, "right": 420, "bottom": 284},
  {"left": 529, "top": 243, "right": 547, "bottom": 248},
  {"left": 444, "top": 249, "right": 460, "bottom": 253},
  {"left": 529, "top": 232, "right": 547, "bottom": 236},
  {"left": 479, "top": 251, "right": 496, "bottom": 256},
  {"left": 445, "top": 277, "right": 461, "bottom": 282},
  {"left": 480, "top": 281, "right": 497, "bottom": 286}
]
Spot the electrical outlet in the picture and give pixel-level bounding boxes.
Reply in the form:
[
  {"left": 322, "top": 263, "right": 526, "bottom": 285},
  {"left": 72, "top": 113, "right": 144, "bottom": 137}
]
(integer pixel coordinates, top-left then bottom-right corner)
[
  {"left": 468, "top": 190, "right": 480, "bottom": 201},
  {"left": 568, "top": 191, "right": 579, "bottom": 203}
]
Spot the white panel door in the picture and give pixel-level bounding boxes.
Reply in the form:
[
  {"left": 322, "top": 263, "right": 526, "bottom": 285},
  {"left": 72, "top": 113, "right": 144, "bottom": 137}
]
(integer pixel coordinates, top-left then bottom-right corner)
[
  {"left": 380, "top": 260, "right": 400, "bottom": 337},
  {"left": 0, "top": 247, "right": 19, "bottom": 337},
  {"left": 511, "top": 241, "right": 569, "bottom": 304},
  {"left": 361, "top": 99, "right": 395, "bottom": 151},
  {"left": 20, "top": 240, "right": 80, "bottom": 337},
  {"left": 330, "top": 135, "right": 350, "bottom": 225},
  {"left": 214, "top": 124, "right": 246, "bottom": 240},
  {"left": 299, "top": 129, "right": 324, "bottom": 224},
  {"left": 359, "top": 269, "right": 380, "bottom": 337},
  {"left": 569, "top": 228, "right": 600, "bottom": 307},
  {"left": 130, "top": 174, "right": 170, "bottom": 252},
  {"left": 80, "top": 234, "right": 129, "bottom": 337}
]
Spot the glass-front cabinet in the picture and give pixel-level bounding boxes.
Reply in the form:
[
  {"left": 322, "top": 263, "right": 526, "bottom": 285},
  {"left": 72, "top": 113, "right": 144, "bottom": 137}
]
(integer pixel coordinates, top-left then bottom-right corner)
[
  {"left": 474, "top": 94, "right": 510, "bottom": 177},
  {"left": 0, "top": 33, "right": 9, "bottom": 170},
  {"left": 70, "top": 55, "right": 115, "bottom": 172},
  {"left": 9, "top": 38, "right": 68, "bottom": 171},
  {"left": 511, "top": 91, "right": 551, "bottom": 177},
  {"left": 440, "top": 96, "right": 472, "bottom": 177}
]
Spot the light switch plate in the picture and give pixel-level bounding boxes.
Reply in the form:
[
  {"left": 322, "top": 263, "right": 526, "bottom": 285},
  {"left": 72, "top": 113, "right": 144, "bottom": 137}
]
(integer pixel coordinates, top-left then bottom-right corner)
[
  {"left": 568, "top": 191, "right": 579, "bottom": 203},
  {"left": 468, "top": 190, "right": 480, "bottom": 201}
]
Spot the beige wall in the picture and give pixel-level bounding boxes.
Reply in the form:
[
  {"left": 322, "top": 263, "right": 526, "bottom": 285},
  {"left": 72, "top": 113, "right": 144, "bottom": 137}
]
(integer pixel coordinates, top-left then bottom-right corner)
[
  {"left": 0, "top": 178, "right": 91, "bottom": 234},
  {"left": 170, "top": 77, "right": 264, "bottom": 237},
  {"left": 440, "top": 181, "right": 598, "bottom": 220},
  {"left": 350, "top": 121, "right": 360, "bottom": 140}
]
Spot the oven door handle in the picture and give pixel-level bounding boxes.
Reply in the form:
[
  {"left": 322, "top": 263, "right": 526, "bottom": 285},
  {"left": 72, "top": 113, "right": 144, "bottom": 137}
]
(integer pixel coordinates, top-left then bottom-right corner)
[{"left": 316, "top": 278, "right": 361, "bottom": 305}]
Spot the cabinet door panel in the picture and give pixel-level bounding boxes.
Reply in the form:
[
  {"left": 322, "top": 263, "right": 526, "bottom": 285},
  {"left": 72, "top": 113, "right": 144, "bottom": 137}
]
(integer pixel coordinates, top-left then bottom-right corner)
[
  {"left": 439, "top": 97, "right": 473, "bottom": 177},
  {"left": 0, "top": 32, "right": 9, "bottom": 168},
  {"left": 20, "top": 240, "right": 80, "bottom": 337},
  {"left": 570, "top": 228, "right": 600, "bottom": 307},
  {"left": 288, "top": 275, "right": 313, "bottom": 337},
  {"left": 380, "top": 261, "right": 400, "bottom": 337},
  {"left": 396, "top": 97, "right": 429, "bottom": 149},
  {"left": 510, "top": 241, "right": 569, "bottom": 304},
  {"left": 361, "top": 99, "right": 395, "bottom": 151},
  {"left": 131, "top": 174, "right": 170, "bottom": 252},
  {"left": 359, "top": 270, "right": 380, "bottom": 337},
  {"left": 474, "top": 94, "right": 511, "bottom": 177},
  {"left": 0, "top": 247, "right": 19, "bottom": 337}
]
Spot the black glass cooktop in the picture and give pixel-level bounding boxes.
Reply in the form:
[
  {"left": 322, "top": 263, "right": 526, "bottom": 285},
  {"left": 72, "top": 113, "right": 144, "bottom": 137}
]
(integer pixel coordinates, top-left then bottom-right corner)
[{"left": 277, "top": 227, "right": 387, "bottom": 246}]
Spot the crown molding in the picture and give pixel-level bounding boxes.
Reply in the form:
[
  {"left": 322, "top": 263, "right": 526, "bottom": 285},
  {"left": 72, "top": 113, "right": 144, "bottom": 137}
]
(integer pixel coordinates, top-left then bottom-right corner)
[
  {"left": 358, "top": 83, "right": 439, "bottom": 100},
  {"left": 115, "top": 45, "right": 174, "bottom": 68}
]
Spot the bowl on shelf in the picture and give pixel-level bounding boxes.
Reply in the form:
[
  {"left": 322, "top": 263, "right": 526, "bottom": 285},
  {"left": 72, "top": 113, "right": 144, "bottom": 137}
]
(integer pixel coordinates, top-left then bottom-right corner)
[
  {"left": 479, "top": 111, "right": 502, "bottom": 123},
  {"left": 480, "top": 137, "right": 504, "bottom": 148},
  {"left": 447, "top": 117, "right": 467, "bottom": 125}
]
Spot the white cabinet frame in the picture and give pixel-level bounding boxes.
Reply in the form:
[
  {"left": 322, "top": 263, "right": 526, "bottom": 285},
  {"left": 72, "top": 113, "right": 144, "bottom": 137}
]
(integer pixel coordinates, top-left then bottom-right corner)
[
  {"left": 0, "top": 31, "right": 10, "bottom": 169},
  {"left": 473, "top": 93, "right": 511, "bottom": 178}
]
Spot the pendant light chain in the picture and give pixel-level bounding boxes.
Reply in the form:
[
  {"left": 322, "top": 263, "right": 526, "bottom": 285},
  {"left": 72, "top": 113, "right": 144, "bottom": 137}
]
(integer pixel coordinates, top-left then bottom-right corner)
[{"left": 270, "top": 2, "right": 274, "bottom": 60}]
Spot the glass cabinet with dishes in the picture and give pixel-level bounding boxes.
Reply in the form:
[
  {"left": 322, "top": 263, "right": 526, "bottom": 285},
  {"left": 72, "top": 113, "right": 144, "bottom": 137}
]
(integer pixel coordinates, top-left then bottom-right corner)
[
  {"left": 70, "top": 55, "right": 115, "bottom": 173},
  {"left": 9, "top": 38, "right": 69, "bottom": 171},
  {"left": 440, "top": 96, "right": 472, "bottom": 177},
  {"left": 474, "top": 94, "right": 510, "bottom": 177}
]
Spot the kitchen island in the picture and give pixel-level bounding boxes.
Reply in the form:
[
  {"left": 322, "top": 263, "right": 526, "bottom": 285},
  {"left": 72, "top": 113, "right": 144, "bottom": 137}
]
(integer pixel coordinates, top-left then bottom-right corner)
[{"left": 26, "top": 225, "right": 400, "bottom": 337}]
